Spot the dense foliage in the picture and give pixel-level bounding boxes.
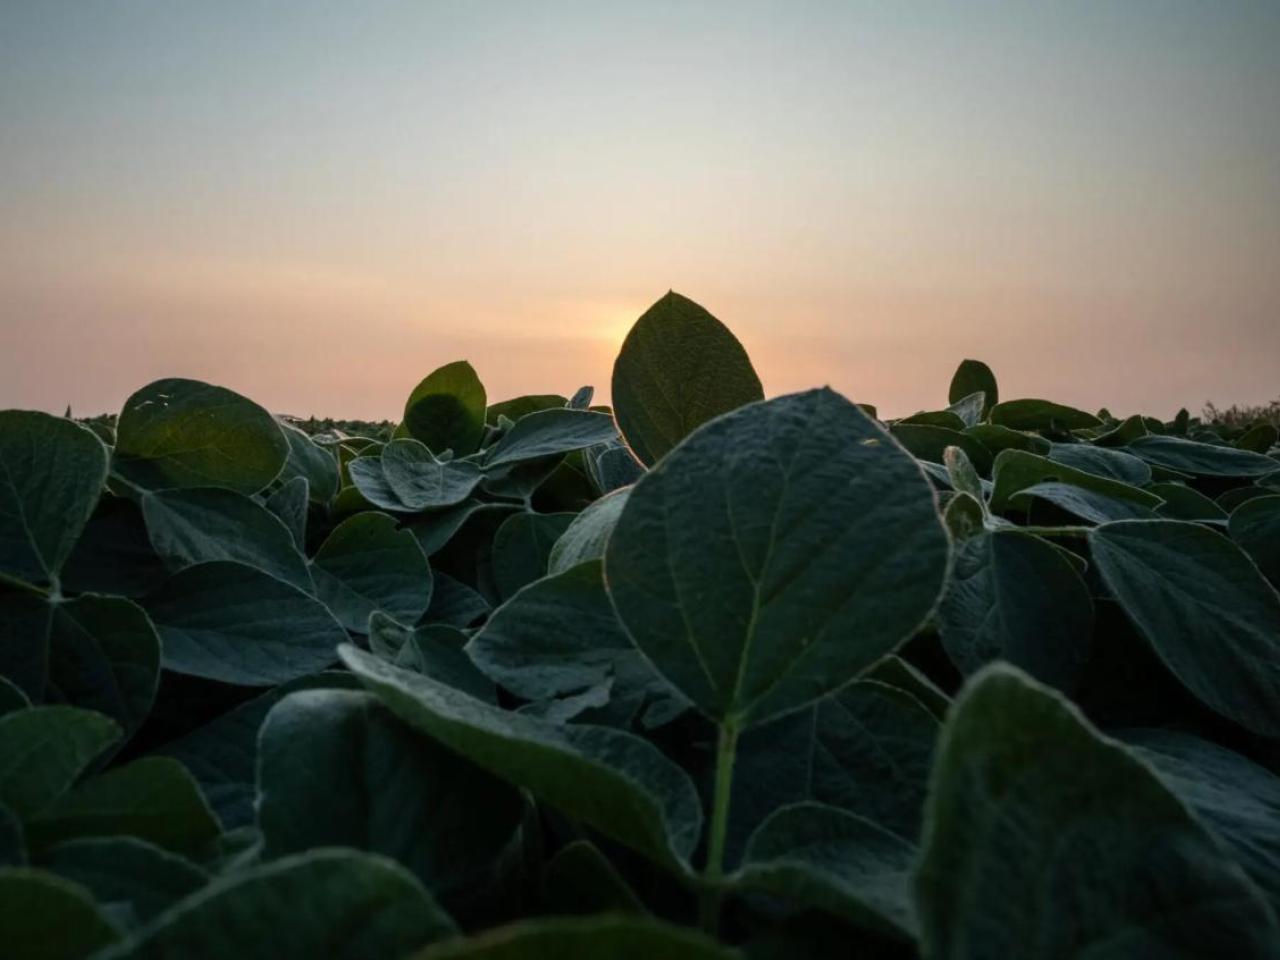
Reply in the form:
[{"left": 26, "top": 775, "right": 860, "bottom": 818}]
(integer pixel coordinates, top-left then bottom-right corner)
[{"left": 2, "top": 290, "right": 1278, "bottom": 958}]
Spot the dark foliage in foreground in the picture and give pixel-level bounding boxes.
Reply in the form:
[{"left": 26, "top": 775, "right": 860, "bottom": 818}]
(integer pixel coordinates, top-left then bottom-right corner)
[{"left": 3, "top": 291, "right": 1278, "bottom": 958}]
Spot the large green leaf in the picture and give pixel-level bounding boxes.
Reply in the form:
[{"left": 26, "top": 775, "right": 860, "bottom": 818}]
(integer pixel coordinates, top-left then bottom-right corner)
[
  {"left": 611, "top": 291, "right": 764, "bottom": 467},
  {"left": 340, "top": 644, "right": 702, "bottom": 872},
  {"left": 728, "top": 680, "right": 938, "bottom": 866},
  {"left": 264, "top": 476, "right": 309, "bottom": 548},
  {"left": 113, "top": 379, "right": 288, "bottom": 495},
  {"left": 485, "top": 394, "right": 567, "bottom": 425},
  {"left": 1122, "top": 728, "right": 1280, "bottom": 915},
  {"left": 484, "top": 409, "right": 618, "bottom": 469},
  {"left": 403, "top": 361, "right": 487, "bottom": 455},
  {"left": 381, "top": 439, "right": 482, "bottom": 510},
  {"left": 0, "top": 867, "right": 121, "bottom": 959},
  {"left": 891, "top": 424, "right": 993, "bottom": 475},
  {"left": 548, "top": 489, "right": 630, "bottom": 575},
  {"left": 988, "top": 399, "right": 1101, "bottom": 431},
  {"left": 413, "top": 915, "right": 735, "bottom": 959},
  {"left": 276, "top": 421, "right": 339, "bottom": 503},
  {"left": 914, "top": 664, "right": 1278, "bottom": 960},
  {"left": 937, "top": 531, "right": 1092, "bottom": 691},
  {"left": 1088, "top": 520, "right": 1280, "bottom": 736},
  {"left": 733, "top": 803, "right": 917, "bottom": 940},
  {"left": 989, "top": 449, "right": 1162, "bottom": 514},
  {"left": 605, "top": 389, "right": 949, "bottom": 729},
  {"left": 490, "top": 512, "right": 575, "bottom": 600},
  {"left": 258, "top": 689, "right": 522, "bottom": 891},
  {"left": 61, "top": 495, "right": 167, "bottom": 599},
  {"left": 947, "top": 360, "right": 997, "bottom": 418},
  {"left": 1010, "top": 481, "right": 1157, "bottom": 524},
  {"left": 145, "top": 561, "right": 347, "bottom": 686},
  {"left": 43, "top": 836, "right": 208, "bottom": 927},
  {"left": 95, "top": 849, "right": 456, "bottom": 960},
  {"left": 0, "top": 706, "right": 119, "bottom": 818},
  {"left": 1047, "top": 443, "right": 1151, "bottom": 486},
  {"left": 1229, "top": 495, "right": 1280, "bottom": 584},
  {"left": 45, "top": 595, "right": 161, "bottom": 738},
  {"left": 24, "top": 757, "right": 220, "bottom": 858},
  {"left": 1127, "top": 435, "right": 1278, "bottom": 477},
  {"left": 142, "top": 488, "right": 313, "bottom": 592},
  {"left": 0, "top": 411, "right": 108, "bottom": 588},
  {"left": 466, "top": 561, "right": 676, "bottom": 723},
  {"left": 368, "top": 615, "right": 496, "bottom": 702},
  {"left": 310, "top": 512, "right": 432, "bottom": 633},
  {"left": 155, "top": 672, "right": 360, "bottom": 829}
]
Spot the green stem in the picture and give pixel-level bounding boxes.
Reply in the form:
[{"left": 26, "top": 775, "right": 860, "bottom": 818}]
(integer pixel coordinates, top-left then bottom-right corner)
[
  {"left": 699, "top": 721, "right": 739, "bottom": 935},
  {"left": 1016, "top": 524, "right": 1092, "bottom": 539}
]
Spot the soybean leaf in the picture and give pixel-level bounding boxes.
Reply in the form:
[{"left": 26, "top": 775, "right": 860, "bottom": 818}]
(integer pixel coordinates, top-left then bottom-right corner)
[
  {"left": 423, "top": 572, "right": 491, "bottom": 628},
  {"left": 899, "top": 410, "right": 966, "bottom": 431},
  {"left": 946, "top": 392, "right": 986, "bottom": 429},
  {"left": 914, "top": 664, "right": 1278, "bottom": 960},
  {"left": 155, "top": 672, "right": 361, "bottom": 830},
  {"left": 541, "top": 839, "right": 645, "bottom": 915},
  {"left": 467, "top": 561, "right": 677, "bottom": 724},
  {"left": 1088, "top": 520, "right": 1280, "bottom": 737},
  {"left": 989, "top": 449, "right": 1162, "bottom": 514},
  {"left": 367, "top": 614, "right": 495, "bottom": 702},
  {"left": 46, "top": 594, "right": 161, "bottom": 738},
  {"left": 95, "top": 848, "right": 456, "bottom": 960},
  {"left": 548, "top": 489, "right": 630, "bottom": 575},
  {"left": 414, "top": 915, "right": 735, "bottom": 959},
  {"left": 0, "top": 706, "right": 120, "bottom": 818},
  {"left": 381, "top": 439, "right": 482, "bottom": 510},
  {"left": 276, "top": 421, "right": 338, "bottom": 504},
  {"left": 113, "top": 379, "right": 288, "bottom": 495},
  {"left": 142, "top": 488, "right": 313, "bottom": 592},
  {"left": 0, "top": 677, "right": 29, "bottom": 716},
  {"left": 1152, "top": 482, "right": 1228, "bottom": 523},
  {"left": 1127, "top": 435, "right": 1278, "bottom": 478},
  {"left": 145, "top": 561, "right": 347, "bottom": 686},
  {"left": 890, "top": 424, "right": 993, "bottom": 475},
  {"left": 948, "top": 360, "right": 997, "bottom": 418},
  {"left": 310, "top": 512, "right": 432, "bottom": 633},
  {"left": 43, "top": 836, "right": 208, "bottom": 927},
  {"left": 605, "top": 389, "right": 950, "bottom": 729},
  {"left": 1229, "top": 495, "right": 1280, "bottom": 584},
  {"left": 989, "top": 399, "right": 1101, "bottom": 431},
  {"left": 263, "top": 476, "right": 308, "bottom": 548},
  {"left": 733, "top": 803, "right": 917, "bottom": 940},
  {"left": 1010, "top": 481, "right": 1157, "bottom": 523},
  {"left": 1237, "top": 422, "right": 1279, "bottom": 453},
  {"left": 611, "top": 291, "right": 763, "bottom": 467},
  {"left": 728, "top": 680, "right": 938, "bottom": 866},
  {"left": 485, "top": 409, "right": 618, "bottom": 469},
  {"left": 258, "top": 689, "right": 522, "bottom": 892},
  {"left": 408, "top": 502, "right": 517, "bottom": 557},
  {"left": 404, "top": 361, "right": 487, "bottom": 455},
  {"left": 0, "top": 867, "right": 121, "bottom": 959},
  {"left": 937, "top": 531, "right": 1092, "bottom": 691},
  {"left": 1047, "top": 443, "right": 1151, "bottom": 486},
  {"left": 964, "top": 423, "right": 1050, "bottom": 457},
  {"left": 1122, "top": 728, "right": 1280, "bottom": 914},
  {"left": 346, "top": 455, "right": 411, "bottom": 512},
  {"left": 865, "top": 655, "right": 950, "bottom": 720},
  {"left": 24, "top": 757, "right": 220, "bottom": 859},
  {"left": 486, "top": 394, "right": 567, "bottom": 425},
  {"left": 588, "top": 443, "right": 645, "bottom": 494},
  {"left": 340, "top": 644, "right": 703, "bottom": 873},
  {"left": 61, "top": 495, "right": 168, "bottom": 599},
  {"left": 490, "top": 512, "right": 575, "bottom": 600},
  {"left": 0, "top": 411, "right": 108, "bottom": 588}
]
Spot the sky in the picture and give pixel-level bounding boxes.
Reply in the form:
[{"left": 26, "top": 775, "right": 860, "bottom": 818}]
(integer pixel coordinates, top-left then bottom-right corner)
[{"left": 2, "top": 1, "right": 1278, "bottom": 419}]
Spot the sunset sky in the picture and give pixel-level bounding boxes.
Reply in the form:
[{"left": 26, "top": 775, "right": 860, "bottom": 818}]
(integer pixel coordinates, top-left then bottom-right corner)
[{"left": 2, "top": 2, "right": 1277, "bottom": 419}]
